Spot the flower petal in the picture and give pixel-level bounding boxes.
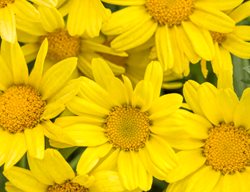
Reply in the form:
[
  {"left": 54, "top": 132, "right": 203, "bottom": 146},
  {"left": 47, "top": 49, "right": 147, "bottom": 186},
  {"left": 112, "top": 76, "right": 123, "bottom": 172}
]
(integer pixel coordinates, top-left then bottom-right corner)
[
  {"left": 190, "top": 3, "right": 234, "bottom": 33},
  {"left": 118, "top": 150, "right": 151, "bottom": 191},
  {"left": 222, "top": 33, "right": 250, "bottom": 59},
  {"left": 38, "top": 6, "right": 64, "bottom": 32},
  {"left": 5, "top": 133, "right": 27, "bottom": 170},
  {"left": 24, "top": 124, "right": 44, "bottom": 159},
  {"left": 28, "top": 39, "right": 47, "bottom": 89},
  {"left": 4, "top": 167, "right": 47, "bottom": 192},
  {"left": 165, "top": 149, "right": 206, "bottom": 183},
  {"left": 76, "top": 144, "right": 113, "bottom": 175},
  {"left": 39, "top": 57, "right": 77, "bottom": 100},
  {"left": 0, "top": 7, "right": 16, "bottom": 43},
  {"left": 234, "top": 88, "right": 250, "bottom": 129}
]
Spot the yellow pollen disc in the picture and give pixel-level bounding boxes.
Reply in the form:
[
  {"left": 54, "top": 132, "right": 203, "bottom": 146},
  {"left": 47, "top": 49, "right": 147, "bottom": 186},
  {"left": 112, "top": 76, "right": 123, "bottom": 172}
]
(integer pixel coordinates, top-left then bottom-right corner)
[
  {"left": 203, "top": 123, "right": 250, "bottom": 174},
  {"left": 210, "top": 31, "right": 227, "bottom": 44},
  {"left": 0, "top": 85, "right": 46, "bottom": 134},
  {"left": 43, "top": 29, "right": 81, "bottom": 62},
  {"left": 145, "top": 0, "right": 194, "bottom": 26},
  {"left": 0, "top": 0, "right": 14, "bottom": 8},
  {"left": 104, "top": 105, "right": 150, "bottom": 151},
  {"left": 47, "top": 180, "right": 89, "bottom": 192}
]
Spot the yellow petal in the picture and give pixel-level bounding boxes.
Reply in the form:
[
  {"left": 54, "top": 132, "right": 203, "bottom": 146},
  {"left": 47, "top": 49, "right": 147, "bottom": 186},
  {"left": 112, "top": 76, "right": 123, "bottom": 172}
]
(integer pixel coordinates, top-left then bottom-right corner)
[
  {"left": 222, "top": 33, "right": 250, "bottom": 59},
  {"left": 67, "top": 96, "right": 109, "bottom": 116},
  {"left": 0, "top": 7, "right": 16, "bottom": 43},
  {"left": 132, "top": 80, "right": 153, "bottom": 111},
  {"left": 111, "top": 18, "right": 157, "bottom": 51},
  {"left": 38, "top": 148, "right": 75, "bottom": 183},
  {"left": 16, "top": 17, "right": 46, "bottom": 36},
  {"left": 90, "top": 171, "right": 125, "bottom": 192},
  {"left": 101, "top": 0, "right": 146, "bottom": 5},
  {"left": 39, "top": 57, "right": 77, "bottom": 100},
  {"left": 222, "top": 173, "right": 242, "bottom": 192},
  {"left": 229, "top": 1, "right": 250, "bottom": 23},
  {"left": 5, "top": 133, "right": 27, "bottom": 170},
  {"left": 196, "top": 0, "right": 243, "bottom": 11},
  {"left": 145, "top": 135, "right": 178, "bottom": 179},
  {"left": 1, "top": 40, "right": 28, "bottom": 84},
  {"left": 118, "top": 151, "right": 151, "bottom": 191},
  {"left": 0, "top": 55, "right": 12, "bottom": 90},
  {"left": 4, "top": 167, "right": 47, "bottom": 192},
  {"left": 182, "top": 21, "right": 214, "bottom": 60},
  {"left": 198, "top": 83, "right": 223, "bottom": 125},
  {"left": 11, "top": 0, "right": 40, "bottom": 22},
  {"left": 190, "top": 3, "right": 235, "bottom": 33},
  {"left": 0, "top": 130, "right": 11, "bottom": 166},
  {"left": 234, "top": 88, "right": 250, "bottom": 129},
  {"left": 217, "top": 89, "right": 239, "bottom": 123},
  {"left": 102, "top": 6, "right": 147, "bottom": 35},
  {"left": 144, "top": 61, "right": 163, "bottom": 99},
  {"left": 63, "top": 124, "right": 108, "bottom": 146},
  {"left": 183, "top": 80, "right": 203, "bottom": 115},
  {"left": 38, "top": 6, "right": 64, "bottom": 32},
  {"left": 25, "top": 125, "right": 44, "bottom": 159},
  {"left": 234, "top": 26, "right": 250, "bottom": 41},
  {"left": 5, "top": 182, "right": 24, "bottom": 192},
  {"left": 68, "top": 0, "right": 110, "bottom": 37},
  {"left": 28, "top": 39, "right": 47, "bottom": 89},
  {"left": 185, "top": 166, "right": 221, "bottom": 192},
  {"left": 165, "top": 149, "right": 206, "bottom": 183},
  {"left": 149, "top": 94, "right": 182, "bottom": 120},
  {"left": 76, "top": 144, "right": 113, "bottom": 175},
  {"left": 30, "top": 0, "right": 57, "bottom": 7}
]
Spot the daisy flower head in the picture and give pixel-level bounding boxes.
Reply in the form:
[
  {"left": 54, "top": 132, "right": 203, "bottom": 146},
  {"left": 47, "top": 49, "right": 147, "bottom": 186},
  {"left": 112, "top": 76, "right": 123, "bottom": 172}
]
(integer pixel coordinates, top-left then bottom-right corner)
[
  {"left": 203, "top": 1, "right": 250, "bottom": 89},
  {"left": 102, "top": 0, "right": 243, "bottom": 74},
  {"left": 49, "top": 58, "right": 184, "bottom": 191},
  {"left": 164, "top": 80, "right": 250, "bottom": 192},
  {"left": 0, "top": 0, "right": 57, "bottom": 43},
  {"left": 4, "top": 148, "right": 136, "bottom": 192},
  {"left": 17, "top": 5, "right": 126, "bottom": 78},
  {"left": 0, "top": 39, "right": 78, "bottom": 170}
]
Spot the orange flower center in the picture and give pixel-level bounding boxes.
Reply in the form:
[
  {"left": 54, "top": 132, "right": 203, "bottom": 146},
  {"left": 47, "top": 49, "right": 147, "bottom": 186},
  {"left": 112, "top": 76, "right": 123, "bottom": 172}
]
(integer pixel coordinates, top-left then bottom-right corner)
[
  {"left": 210, "top": 31, "right": 227, "bottom": 44},
  {"left": 0, "top": 85, "right": 46, "bottom": 134},
  {"left": 43, "top": 29, "right": 81, "bottom": 62},
  {"left": 47, "top": 180, "right": 88, "bottom": 192},
  {"left": 104, "top": 105, "right": 150, "bottom": 151},
  {"left": 203, "top": 123, "right": 250, "bottom": 174},
  {"left": 0, "top": 0, "right": 14, "bottom": 8},
  {"left": 145, "top": 0, "right": 194, "bottom": 26}
]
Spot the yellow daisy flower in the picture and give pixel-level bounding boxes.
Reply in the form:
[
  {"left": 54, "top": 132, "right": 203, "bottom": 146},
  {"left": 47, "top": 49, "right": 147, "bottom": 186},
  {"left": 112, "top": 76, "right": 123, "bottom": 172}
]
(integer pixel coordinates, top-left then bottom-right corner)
[
  {"left": 48, "top": 58, "right": 183, "bottom": 191},
  {"left": 4, "top": 148, "right": 136, "bottom": 192},
  {"left": 0, "top": 0, "right": 57, "bottom": 43},
  {"left": 164, "top": 80, "right": 250, "bottom": 192},
  {"left": 17, "top": 6, "right": 126, "bottom": 78},
  {"left": 101, "top": 0, "right": 242, "bottom": 72},
  {"left": 203, "top": 1, "right": 250, "bottom": 89},
  {"left": 0, "top": 39, "right": 78, "bottom": 169}
]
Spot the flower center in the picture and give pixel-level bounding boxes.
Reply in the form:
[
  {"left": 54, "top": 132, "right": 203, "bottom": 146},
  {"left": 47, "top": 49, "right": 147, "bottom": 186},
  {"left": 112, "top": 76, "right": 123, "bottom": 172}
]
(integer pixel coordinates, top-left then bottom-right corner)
[
  {"left": 203, "top": 123, "right": 250, "bottom": 174},
  {"left": 210, "top": 31, "right": 227, "bottom": 44},
  {"left": 104, "top": 105, "right": 150, "bottom": 151},
  {"left": 0, "top": 0, "right": 14, "bottom": 8},
  {"left": 47, "top": 180, "right": 89, "bottom": 192},
  {"left": 43, "top": 29, "right": 81, "bottom": 62},
  {"left": 0, "top": 85, "right": 46, "bottom": 134},
  {"left": 145, "top": 0, "right": 194, "bottom": 26}
]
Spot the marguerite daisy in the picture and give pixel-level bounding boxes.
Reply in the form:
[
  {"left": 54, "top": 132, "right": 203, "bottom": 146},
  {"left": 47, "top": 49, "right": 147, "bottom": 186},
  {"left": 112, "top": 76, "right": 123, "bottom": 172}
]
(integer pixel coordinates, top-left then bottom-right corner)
[
  {"left": 0, "top": 39, "right": 78, "bottom": 169},
  {"left": 101, "top": 0, "right": 242, "bottom": 73},
  {"left": 17, "top": 5, "right": 126, "bottom": 78},
  {"left": 4, "top": 148, "right": 138, "bottom": 192},
  {"left": 48, "top": 58, "right": 184, "bottom": 191},
  {"left": 165, "top": 80, "right": 250, "bottom": 192}
]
